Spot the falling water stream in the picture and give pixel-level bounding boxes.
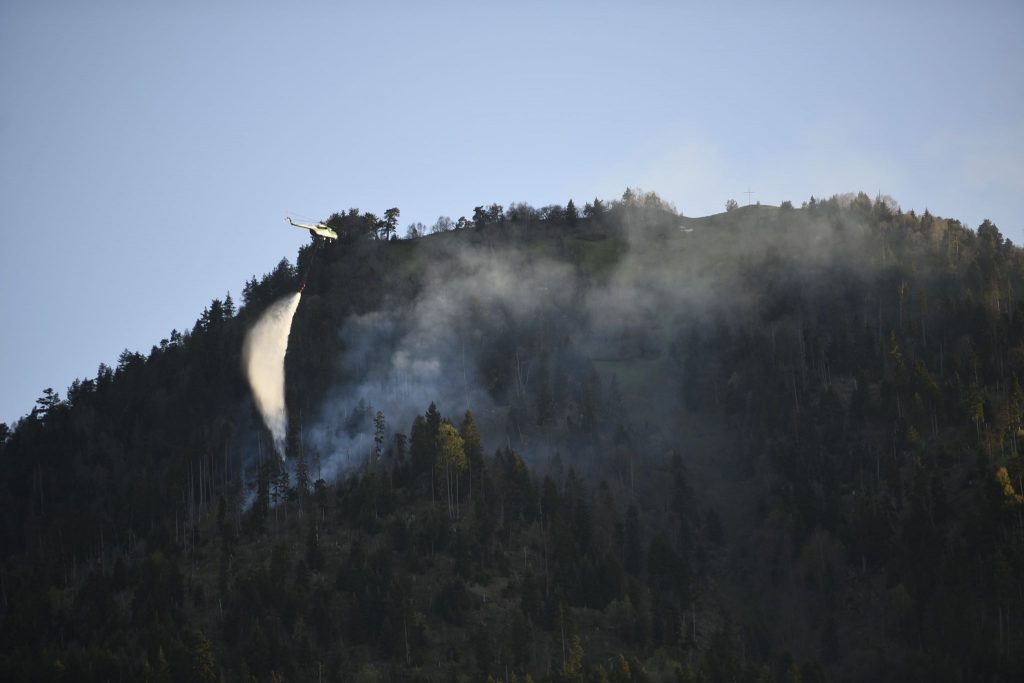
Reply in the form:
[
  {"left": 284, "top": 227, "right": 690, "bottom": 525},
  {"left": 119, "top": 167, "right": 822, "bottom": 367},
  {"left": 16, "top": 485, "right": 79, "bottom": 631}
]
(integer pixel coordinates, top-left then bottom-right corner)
[{"left": 242, "top": 292, "right": 301, "bottom": 459}]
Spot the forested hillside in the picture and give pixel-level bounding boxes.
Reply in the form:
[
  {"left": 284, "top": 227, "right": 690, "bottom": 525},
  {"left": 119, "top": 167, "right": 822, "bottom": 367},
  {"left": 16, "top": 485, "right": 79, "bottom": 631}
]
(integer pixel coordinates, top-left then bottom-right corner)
[{"left": 1, "top": 191, "right": 1022, "bottom": 682}]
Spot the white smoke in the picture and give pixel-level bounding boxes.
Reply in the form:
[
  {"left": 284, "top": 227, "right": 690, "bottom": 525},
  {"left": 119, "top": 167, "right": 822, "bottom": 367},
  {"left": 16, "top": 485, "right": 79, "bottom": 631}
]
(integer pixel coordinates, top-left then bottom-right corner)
[{"left": 242, "top": 292, "right": 301, "bottom": 459}]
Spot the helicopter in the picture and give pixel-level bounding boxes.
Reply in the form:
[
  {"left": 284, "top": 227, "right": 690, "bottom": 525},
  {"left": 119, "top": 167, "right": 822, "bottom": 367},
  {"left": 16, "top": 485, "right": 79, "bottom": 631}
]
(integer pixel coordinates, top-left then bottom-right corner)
[{"left": 286, "top": 217, "right": 338, "bottom": 240}]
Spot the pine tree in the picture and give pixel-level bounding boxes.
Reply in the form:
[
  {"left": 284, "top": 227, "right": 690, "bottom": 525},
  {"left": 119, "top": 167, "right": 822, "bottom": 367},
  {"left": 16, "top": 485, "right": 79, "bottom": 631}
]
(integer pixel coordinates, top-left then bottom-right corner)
[
  {"left": 394, "top": 432, "right": 407, "bottom": 463},
  {"left": 275, "top": 462, "right": 291, "bottom": 518},
  {"left": 186, "top": 629, "right": 219, "bottom": 683},
  {"left": 425, "top": 402, "right": 441, "bottom": 436},
  {"left": 34, "top": 387, "right": 60, "bottom": 419},
  {"left": 374, "top": 410, "right": 386, "bottom": 461},
  {"left": 382, "top": 207, "right": 401, "bottom": 240},
  {"left": 611, "top": 653, "right": 631, "bottom": 683},
  {"left": 559, "top": 635, "right": 585, "bottom": 682},
  {"left": 410, "top": 415, "right": 435, "bottom": 487},
  {"left": 148, "top": 646, "right": 172, "bottom": 683},
  {"left": 583, "top": 197, "right": 605, "bottom": 219},
  {"left": 565, "top": 199, "right": 578, "bottom": 226},
  {"left": 460, "top": 410, "right": 483, "bottom": 501},
  {"left": 295, "top": 448, "right": 310, "bottom": 504}
]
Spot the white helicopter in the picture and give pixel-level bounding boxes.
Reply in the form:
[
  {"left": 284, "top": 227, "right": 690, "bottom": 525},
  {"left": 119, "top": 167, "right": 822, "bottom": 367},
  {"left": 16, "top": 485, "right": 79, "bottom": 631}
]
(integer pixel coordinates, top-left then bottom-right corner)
[{"left": 286, "top": 217, "right": 338, "bottom": 240}]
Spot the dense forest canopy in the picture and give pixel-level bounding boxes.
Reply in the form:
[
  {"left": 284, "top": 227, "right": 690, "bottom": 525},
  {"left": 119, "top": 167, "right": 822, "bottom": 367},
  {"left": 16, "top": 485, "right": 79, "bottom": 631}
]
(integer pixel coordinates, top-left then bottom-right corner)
[{"left": 1, "top": 191, "right": 1022, "bottom": 682}]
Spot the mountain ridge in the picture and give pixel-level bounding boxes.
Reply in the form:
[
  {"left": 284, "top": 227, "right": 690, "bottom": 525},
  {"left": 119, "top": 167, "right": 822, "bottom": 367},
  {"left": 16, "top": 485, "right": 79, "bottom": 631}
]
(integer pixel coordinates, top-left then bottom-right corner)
[{"left": 2, "top": 191, "right": 1022, "bottom": 682}]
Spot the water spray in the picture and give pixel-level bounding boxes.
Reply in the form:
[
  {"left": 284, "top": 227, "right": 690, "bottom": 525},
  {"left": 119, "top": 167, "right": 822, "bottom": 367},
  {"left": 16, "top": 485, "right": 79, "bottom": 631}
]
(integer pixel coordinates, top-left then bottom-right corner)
[{"left": 243, "top": 292, "right": 302, "bottom": 460}]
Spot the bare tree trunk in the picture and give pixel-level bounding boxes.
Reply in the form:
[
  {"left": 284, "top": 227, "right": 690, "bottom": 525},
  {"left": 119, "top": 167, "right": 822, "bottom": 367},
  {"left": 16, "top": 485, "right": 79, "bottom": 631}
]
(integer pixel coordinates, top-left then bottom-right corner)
[{"left": 404, "top": 614, "right": 411, "bottom": 666}]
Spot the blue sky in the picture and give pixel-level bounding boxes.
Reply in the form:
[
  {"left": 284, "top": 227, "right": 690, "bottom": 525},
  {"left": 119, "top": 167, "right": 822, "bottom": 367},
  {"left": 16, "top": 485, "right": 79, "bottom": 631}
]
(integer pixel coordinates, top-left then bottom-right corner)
[{"left": 1, "top": 0, "right": 1022, "bottom": 424}]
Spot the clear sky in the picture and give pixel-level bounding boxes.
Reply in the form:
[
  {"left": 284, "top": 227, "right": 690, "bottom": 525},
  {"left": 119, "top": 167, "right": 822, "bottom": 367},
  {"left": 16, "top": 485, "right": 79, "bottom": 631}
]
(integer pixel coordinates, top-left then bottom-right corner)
[{"left": 1, "top": 0, "right": 1022, "bottom": 424}]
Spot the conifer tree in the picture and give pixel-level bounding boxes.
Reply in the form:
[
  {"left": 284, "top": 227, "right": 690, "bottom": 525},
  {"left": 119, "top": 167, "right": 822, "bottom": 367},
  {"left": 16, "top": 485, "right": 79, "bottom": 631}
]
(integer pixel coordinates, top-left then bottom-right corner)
[
  {"left": 374, "top": 410, "right": 386, "bottom": 461},
  {"left": 460, "top": 410, "right": 483, "bottom": 501},
  {"left": 565, "top": 199, "right": 578, "bottom": 226},
  {"left": 295, "top": 448, "right": 310, "bottom": 505}
]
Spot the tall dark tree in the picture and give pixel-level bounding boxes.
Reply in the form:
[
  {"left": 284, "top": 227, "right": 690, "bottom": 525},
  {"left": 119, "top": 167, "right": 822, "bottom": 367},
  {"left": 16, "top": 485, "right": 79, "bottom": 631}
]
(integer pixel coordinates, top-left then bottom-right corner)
[
  {"left": 472, "top": 206, "right": 488, "bottom": 230},
  {"left": 565, "top": 199, "right": 578, "bottom": 226},
  {"left": 374, "top": 410, "right": 386, "bottom": 461},
  {"left": 382, "top": 207, "right": 401, "bottom": 240},
  {"left": 460, "top": 410, "right": 483, "bottom": 501}
]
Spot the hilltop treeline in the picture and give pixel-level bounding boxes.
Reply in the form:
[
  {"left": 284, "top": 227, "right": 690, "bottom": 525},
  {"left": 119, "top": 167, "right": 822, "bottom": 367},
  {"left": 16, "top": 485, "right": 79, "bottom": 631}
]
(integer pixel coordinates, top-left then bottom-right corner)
[{"left": 1, "top": 191, "right": 1022, "bottom": 681}]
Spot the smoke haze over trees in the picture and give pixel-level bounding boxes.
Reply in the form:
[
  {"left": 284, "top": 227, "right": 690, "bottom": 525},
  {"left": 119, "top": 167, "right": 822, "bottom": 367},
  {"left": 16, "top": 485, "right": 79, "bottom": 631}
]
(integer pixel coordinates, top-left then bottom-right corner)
[{"left": 1, "top": 191, "right": 1023, "bottom": 681}]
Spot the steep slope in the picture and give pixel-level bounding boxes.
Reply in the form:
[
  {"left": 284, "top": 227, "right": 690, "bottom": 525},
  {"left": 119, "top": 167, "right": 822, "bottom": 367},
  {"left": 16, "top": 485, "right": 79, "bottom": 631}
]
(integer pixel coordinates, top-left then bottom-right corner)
[{"left": 1, "top": 193, "right": 1022, "bottom": 682}]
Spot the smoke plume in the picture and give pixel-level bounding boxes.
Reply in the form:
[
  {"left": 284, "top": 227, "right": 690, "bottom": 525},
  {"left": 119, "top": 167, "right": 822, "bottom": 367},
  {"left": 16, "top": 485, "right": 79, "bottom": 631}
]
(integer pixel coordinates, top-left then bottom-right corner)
[
  {"left": 243, "top": 292, "right": 301, "bottom": 459},
  {"left": 304, "top": 196, "right": 888, "bottom": 481}
]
